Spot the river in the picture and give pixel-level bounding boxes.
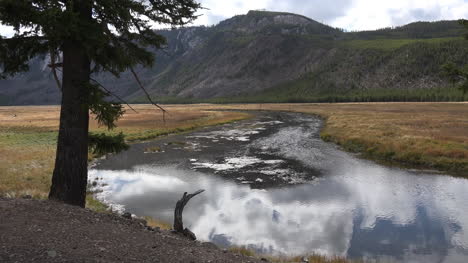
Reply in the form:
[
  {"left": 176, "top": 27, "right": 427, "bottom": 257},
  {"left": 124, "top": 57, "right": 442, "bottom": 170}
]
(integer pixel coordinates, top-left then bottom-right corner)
[{"left": 89, "top": 111, "right": 468, "bottom": 262}]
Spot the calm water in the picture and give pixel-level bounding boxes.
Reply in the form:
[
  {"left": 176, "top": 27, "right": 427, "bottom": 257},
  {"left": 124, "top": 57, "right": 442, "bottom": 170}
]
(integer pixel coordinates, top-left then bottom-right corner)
[{"left": 90, "top": 112, "right": 468, "bottom": 262}]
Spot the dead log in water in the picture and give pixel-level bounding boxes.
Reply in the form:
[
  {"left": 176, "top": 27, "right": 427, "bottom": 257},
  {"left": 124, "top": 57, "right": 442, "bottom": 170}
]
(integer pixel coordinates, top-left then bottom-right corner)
[{"left": 173, "top": 189, "right": 205, "bottom": 240}]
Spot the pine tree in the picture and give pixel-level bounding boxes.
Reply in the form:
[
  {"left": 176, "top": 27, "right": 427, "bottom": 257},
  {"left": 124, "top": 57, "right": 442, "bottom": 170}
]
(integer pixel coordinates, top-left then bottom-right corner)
[
  {"left": 0, "top": 0, "right": 200, "bottom": 207},
  {"left": 441, "top": 19, "right": 468, "bottom": 95}
]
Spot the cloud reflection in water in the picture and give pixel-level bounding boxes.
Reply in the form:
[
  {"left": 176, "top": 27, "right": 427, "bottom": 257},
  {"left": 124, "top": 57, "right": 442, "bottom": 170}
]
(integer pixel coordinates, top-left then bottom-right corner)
[{"left": 89, "top": 164, "right": 468, "bottom": 262}]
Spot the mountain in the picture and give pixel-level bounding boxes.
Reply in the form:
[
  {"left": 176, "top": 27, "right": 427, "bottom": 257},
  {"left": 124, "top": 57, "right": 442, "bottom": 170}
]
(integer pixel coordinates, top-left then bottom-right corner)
[{"left": 1, "top": 10, "right": 467, "bottom": 105}]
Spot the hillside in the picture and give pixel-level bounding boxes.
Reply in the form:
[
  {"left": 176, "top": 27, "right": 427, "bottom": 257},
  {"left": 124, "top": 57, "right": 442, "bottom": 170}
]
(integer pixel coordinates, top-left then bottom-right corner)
[{"left": 1, "top": 11, "right": 467, "bottom": 105}]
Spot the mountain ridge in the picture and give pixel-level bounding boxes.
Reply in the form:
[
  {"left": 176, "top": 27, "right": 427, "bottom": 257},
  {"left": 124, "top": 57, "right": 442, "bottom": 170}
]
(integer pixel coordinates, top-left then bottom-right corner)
[{"left": 1, "top": 10, "right": 467, "bottom": 105}]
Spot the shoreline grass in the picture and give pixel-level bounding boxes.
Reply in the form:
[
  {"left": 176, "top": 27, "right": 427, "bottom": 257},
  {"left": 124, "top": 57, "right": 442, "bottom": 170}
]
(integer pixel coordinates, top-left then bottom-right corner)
[{"left": 229, "top": 246, "right": 356, "bottom": 263}]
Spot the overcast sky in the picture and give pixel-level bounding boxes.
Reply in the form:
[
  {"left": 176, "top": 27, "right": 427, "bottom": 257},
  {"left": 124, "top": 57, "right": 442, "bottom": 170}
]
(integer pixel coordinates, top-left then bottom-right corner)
[
  {"left": 194, "top": 0, "right": 468, "bottom": 31},
  {"left": 1, "top": 0, "right": 467, "bottom": 36}
]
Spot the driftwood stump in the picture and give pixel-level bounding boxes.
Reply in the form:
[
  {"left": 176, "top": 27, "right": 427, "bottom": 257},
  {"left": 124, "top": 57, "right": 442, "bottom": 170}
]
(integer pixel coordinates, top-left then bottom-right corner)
[{"left": 173, "top": 189, "right": 205, "bottom": 240}]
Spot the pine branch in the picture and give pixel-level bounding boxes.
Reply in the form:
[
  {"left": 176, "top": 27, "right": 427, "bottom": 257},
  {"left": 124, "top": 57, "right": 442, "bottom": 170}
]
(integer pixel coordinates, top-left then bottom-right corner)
[{"left": 89, "top": 132, "right": 129, "bottom": 156}]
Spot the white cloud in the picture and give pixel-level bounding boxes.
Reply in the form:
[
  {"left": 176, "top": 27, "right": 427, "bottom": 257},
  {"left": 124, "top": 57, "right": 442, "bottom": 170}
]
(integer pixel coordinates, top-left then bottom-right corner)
[
  {"left": 194, "top": 0, "right": 271, "bottom": 25},
  {"left": 331, "top": 0, "right": 468, "bottom": 31},
  {"left": 1, "top": 0, "right": 467, "bottom": 36},
  {"left": 0, "top": 25, "right": 14, "bottom": 37},
  {"left": 192, "top": 0, "right": 468, "bottom": 30}
]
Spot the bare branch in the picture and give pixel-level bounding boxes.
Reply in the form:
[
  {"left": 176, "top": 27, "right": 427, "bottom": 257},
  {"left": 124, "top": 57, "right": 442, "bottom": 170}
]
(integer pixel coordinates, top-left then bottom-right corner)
[
  {"left": 129, "top": 66, "right": 168, "bottom": 115},
  {"left": 48, "top": 48, "right": 61, "bottom": 91},
  {"left": 89, "top": 76, "right": 138, "bottom": 114},
  {"left": 55, "top": 67, "right": 138, "bottom": 114}
]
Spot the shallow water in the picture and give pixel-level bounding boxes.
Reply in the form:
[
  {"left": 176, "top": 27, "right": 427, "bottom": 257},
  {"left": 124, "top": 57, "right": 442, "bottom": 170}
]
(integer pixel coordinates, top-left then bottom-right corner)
[{"left": 90, "top": 112, "right": 468, "bottom": 262}]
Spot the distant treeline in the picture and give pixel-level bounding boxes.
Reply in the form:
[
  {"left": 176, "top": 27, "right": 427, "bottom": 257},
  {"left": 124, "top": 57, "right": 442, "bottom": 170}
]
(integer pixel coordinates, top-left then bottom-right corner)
[
  {"left": 344, "top": 20, "right": 464, "bottom": 40},
  {"left": 134, "top": 86, "right": 467, "bottom": 104}
]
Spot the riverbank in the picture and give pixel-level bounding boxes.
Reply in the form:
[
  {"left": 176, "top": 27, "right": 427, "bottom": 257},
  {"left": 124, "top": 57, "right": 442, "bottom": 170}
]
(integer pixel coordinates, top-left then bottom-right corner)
[
  {"left": 1, "top": 196, "right": 354, "bottom": 263},
  {"left": 211, "top": 103, "right": 468, "bottom": 175},
  {"left": 0, "top": 105, "right": 250, "bottom": 202},
  {"left": 1, "top": 103, "right": 466, "bottom": 200},
  {"left": 0, "top": 197, "right": 265, "bottom": 263}
]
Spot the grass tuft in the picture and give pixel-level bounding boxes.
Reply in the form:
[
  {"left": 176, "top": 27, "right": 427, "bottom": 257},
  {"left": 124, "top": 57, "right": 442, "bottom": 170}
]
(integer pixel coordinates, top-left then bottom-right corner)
[
  {"left": 229, "top": 246, "right": 358, "bottom": 263},
  {"left": 85, "top": 194, "right": 109, "bottom": 213},
  {"left": 143, "top": 216, "right": 172, "bottom": 230}
]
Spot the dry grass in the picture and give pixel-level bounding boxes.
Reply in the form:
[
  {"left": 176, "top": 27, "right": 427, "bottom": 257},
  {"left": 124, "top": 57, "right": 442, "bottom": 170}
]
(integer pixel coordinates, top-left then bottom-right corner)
[
  {"left": 143, "top": 216, "right": 172, "bottom": 230},
  {"left": 0, "top": 105, "right": 250, "bottom": 201}
]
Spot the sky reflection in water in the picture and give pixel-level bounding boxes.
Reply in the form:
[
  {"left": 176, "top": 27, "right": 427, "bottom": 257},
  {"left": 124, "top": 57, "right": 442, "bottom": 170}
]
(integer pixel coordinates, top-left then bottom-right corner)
[{"left": 89, "top": 164, "right": 468, "bottom": 262}]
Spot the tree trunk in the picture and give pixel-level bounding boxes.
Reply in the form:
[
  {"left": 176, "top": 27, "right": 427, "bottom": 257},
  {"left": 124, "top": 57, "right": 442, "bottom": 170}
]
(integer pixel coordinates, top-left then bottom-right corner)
[
  {"left": 173, "top": 190, "right": 205, "bottom": 240},
  {"left": 48, "top": 1, "right": 92, "bottom": 207}
]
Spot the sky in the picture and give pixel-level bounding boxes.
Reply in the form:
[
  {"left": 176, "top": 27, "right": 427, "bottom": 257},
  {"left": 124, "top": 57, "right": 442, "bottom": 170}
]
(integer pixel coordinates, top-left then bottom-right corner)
[
  {"left": 193, "top": 0, "right": 468, "bottom": 31},
  {"left": 1, "top": 0, "right": 467, "bottom": 36}
]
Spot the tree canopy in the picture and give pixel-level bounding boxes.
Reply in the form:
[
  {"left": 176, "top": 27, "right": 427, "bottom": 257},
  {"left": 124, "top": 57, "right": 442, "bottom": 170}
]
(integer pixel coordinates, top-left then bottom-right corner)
[
  {"left": 0, "top": 0, "right": 200, "bottom": 76},
  {"left": 0, "top": 0, "right": 201, "bottom": 207},
  {"left": 0, "top": 0, "right": 201, "bottom": 127}
]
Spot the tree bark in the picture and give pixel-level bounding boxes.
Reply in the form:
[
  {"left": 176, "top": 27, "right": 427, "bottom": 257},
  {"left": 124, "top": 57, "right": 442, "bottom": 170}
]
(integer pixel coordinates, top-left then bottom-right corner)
[{"left": 48, "top": 1, "right": 92, "bottom": 207}]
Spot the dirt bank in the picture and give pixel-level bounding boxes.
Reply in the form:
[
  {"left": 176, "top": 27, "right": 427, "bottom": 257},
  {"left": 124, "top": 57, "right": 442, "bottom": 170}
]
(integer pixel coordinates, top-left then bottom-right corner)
[{"left": 0, "top": 197, "right": 263, "bottom": 262}]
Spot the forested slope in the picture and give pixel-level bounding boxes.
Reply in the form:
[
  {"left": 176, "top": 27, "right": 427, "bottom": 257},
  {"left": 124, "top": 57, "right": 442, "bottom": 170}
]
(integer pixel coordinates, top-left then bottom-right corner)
[{"left": 1, "top": 11, "right": 466, "bottom": 105}]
